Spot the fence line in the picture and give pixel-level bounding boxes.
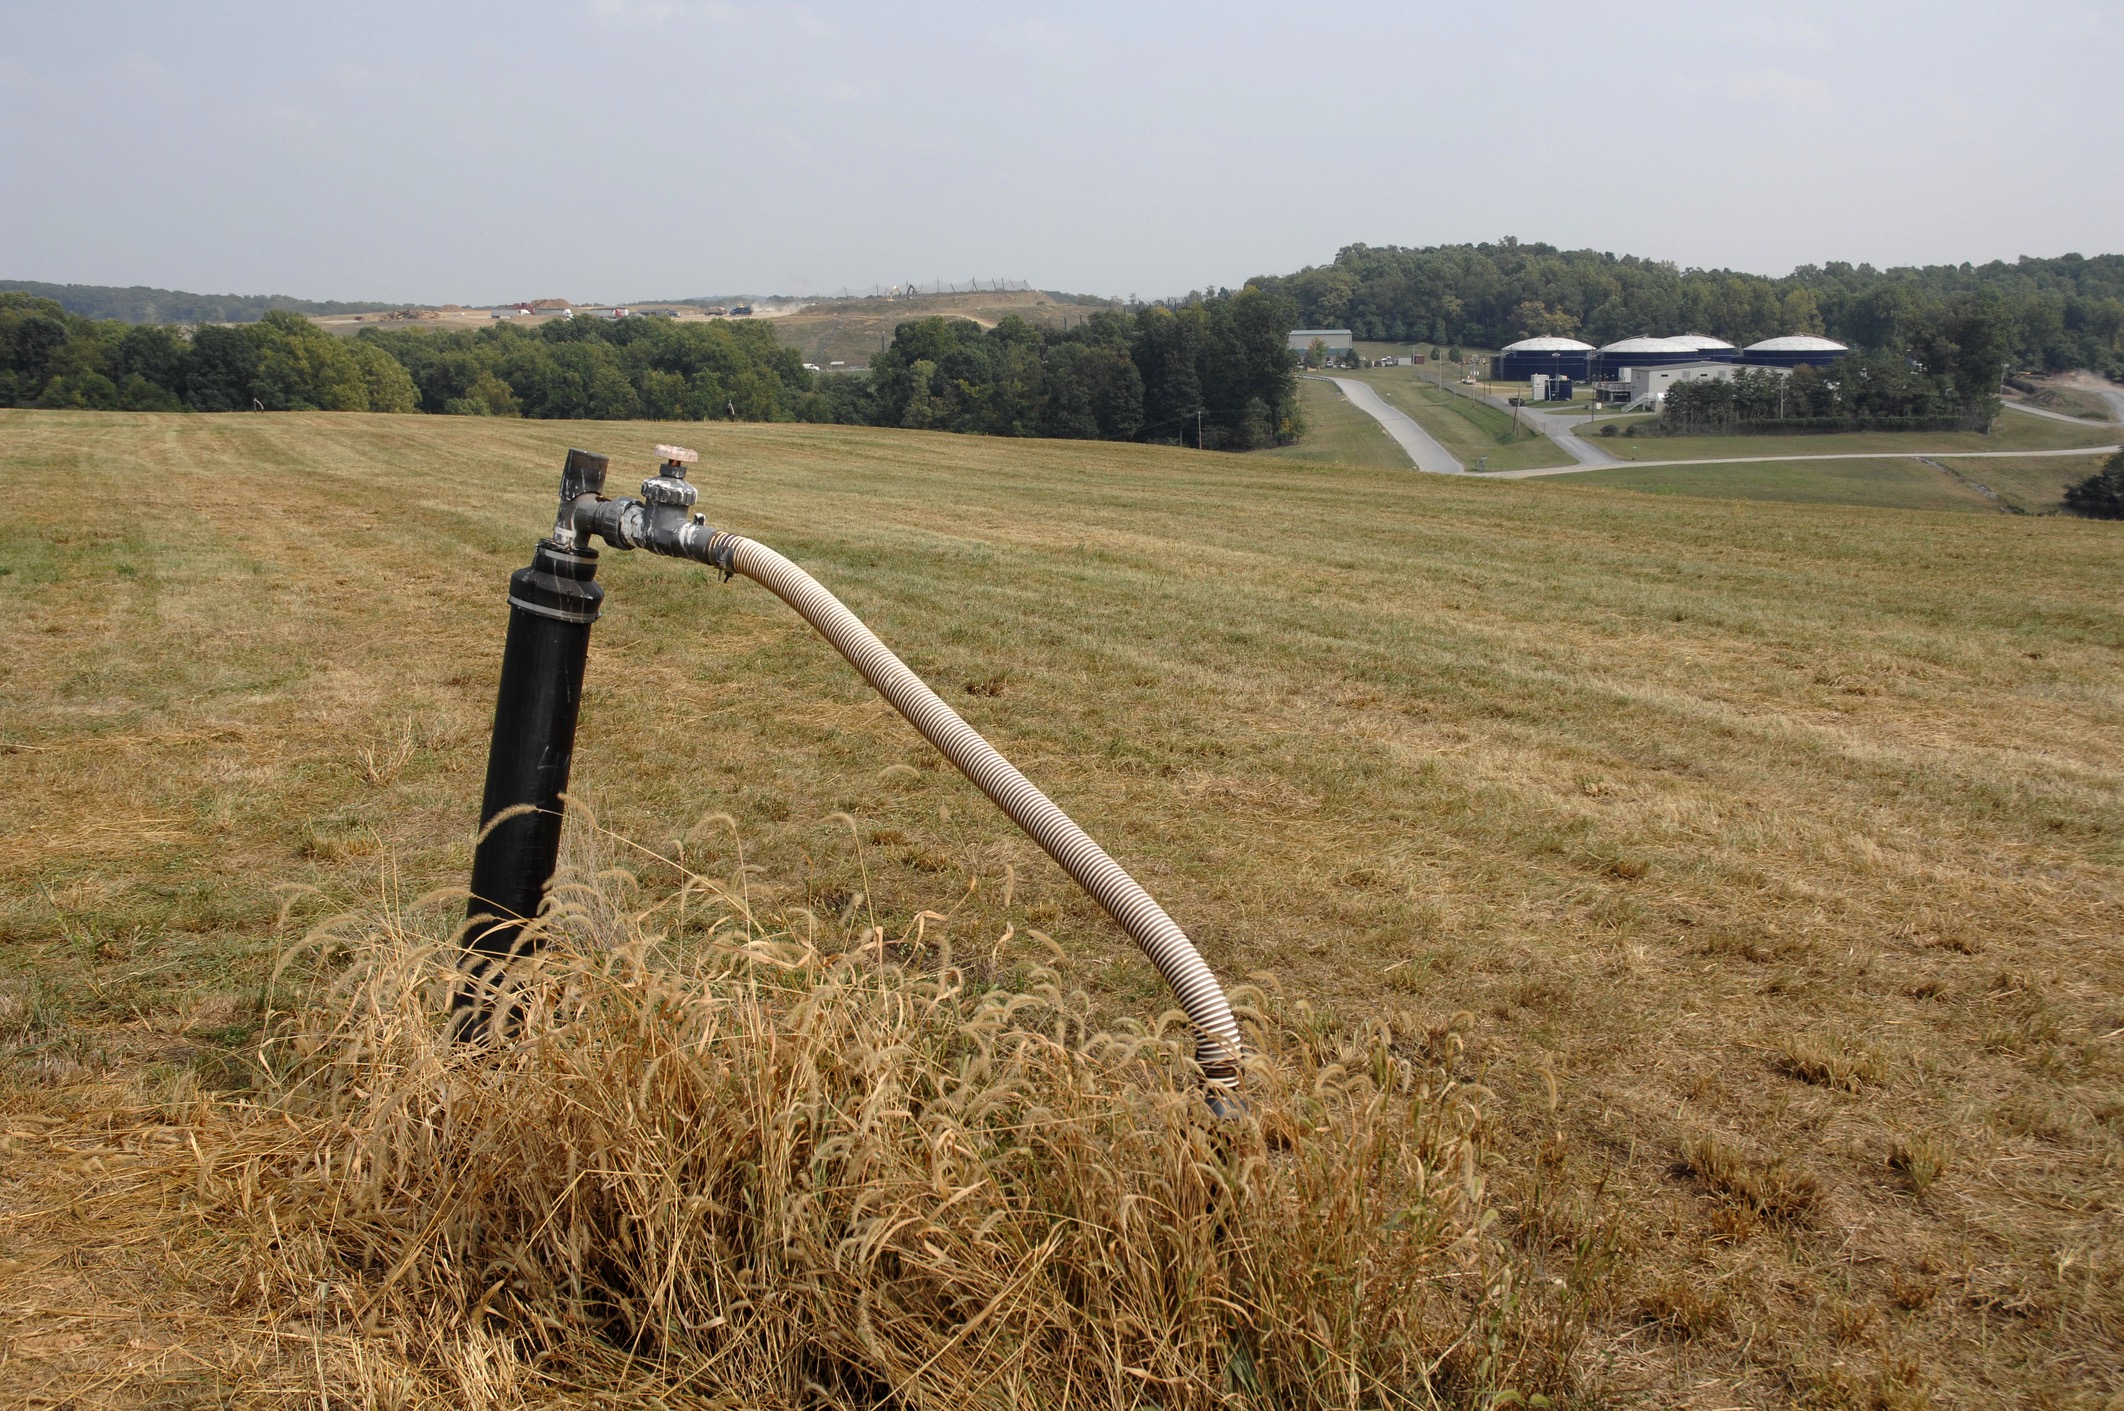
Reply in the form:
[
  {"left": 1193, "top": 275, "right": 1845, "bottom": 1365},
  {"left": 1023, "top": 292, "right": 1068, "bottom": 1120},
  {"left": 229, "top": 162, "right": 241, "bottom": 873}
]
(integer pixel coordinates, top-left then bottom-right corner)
[{"left": 832, "top": 280, "right": 1036, "bottom": 298}]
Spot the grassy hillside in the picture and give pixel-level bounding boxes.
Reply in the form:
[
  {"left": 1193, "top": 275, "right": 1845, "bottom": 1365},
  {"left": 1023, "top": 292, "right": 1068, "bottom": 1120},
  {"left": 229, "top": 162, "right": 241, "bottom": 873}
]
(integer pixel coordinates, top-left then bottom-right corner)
[
  {"left": 1277, "top": 364, "right": 1571, "bottom": 473},
  {"left": 1572, "top": 407, "right": 2116, "bottom": 463},
  {"left": 2, "top": 411, "right": 2120, "bottom": 1406},
  {"left": 1941, "top": 452, "right": 2116, "bottom": 513},
  {"left": 1371, "top": 374, "right": 1572, "bottom": 472},
  {"left": 769, "top": 289, "right": 1110, "bottom": 367},
  {"left": 1252, "top": 375, "right": 1411, "bottom": 470},
  {"left": 1553, "top": 451, "right": 2113, "bottom": 514}
]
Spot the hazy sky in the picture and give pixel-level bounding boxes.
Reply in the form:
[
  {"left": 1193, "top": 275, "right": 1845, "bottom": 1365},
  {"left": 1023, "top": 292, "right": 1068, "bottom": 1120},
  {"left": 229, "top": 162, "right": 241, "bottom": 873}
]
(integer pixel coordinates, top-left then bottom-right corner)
[{"left": 4, "top": 2, "right": 2119, "bottom": 304}]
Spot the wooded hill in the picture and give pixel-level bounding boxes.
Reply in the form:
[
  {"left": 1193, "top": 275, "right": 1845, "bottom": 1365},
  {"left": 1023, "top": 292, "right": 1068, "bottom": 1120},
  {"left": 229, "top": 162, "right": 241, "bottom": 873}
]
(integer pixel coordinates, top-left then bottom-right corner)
[
  {"left": 1253, "top": 242, "right": 2124, "bottom": 376},
  {"left": 0, "top": 279, "right": 403, "bottom": 326}
]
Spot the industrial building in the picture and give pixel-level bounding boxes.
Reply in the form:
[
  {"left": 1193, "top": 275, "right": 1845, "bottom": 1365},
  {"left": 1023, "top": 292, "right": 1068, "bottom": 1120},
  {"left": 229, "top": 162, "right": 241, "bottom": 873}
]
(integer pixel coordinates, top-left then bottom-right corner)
[
  {"left": 1492, "top": 336, "right": 1593, "bottom": 381},
  {"left": 1616, "top": 361, "right": 1762, "bottom": 410},
  {"left": 1487, "top": 329, "right": 1853, "bottom": 406},
  {"left": 1288, "top": 328, "right": 1354, "bottom": 355},
  {"left": 1740, "top": 335, "right": 1849, "bottom": 368}
]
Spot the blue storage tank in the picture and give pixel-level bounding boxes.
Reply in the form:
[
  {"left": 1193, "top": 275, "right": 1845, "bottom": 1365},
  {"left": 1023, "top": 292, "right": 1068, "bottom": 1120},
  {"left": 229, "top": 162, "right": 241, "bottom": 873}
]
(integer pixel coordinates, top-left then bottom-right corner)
[
  {"left": 1492, "top": 336, "right": 1593, "bottom": 382},
  {"left": 1741, "top": 335, "right": 1849, "bottom": 368},
  {"left": 1589, "top": 336, "right": 1707, "bottom": 380}
]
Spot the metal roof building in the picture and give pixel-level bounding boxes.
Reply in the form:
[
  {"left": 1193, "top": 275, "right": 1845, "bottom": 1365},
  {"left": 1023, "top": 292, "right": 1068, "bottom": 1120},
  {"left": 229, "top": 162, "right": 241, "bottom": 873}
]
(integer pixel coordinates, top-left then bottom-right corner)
[
  {"left": 1740, "top": 335, "right": 1849, "bottom": 368},
  {"left": 1492, "top": 335, "right": 1594, "bottom": 381},
  {"left": 1287, "top": 328, "right": 1354, "bottom": 353}
]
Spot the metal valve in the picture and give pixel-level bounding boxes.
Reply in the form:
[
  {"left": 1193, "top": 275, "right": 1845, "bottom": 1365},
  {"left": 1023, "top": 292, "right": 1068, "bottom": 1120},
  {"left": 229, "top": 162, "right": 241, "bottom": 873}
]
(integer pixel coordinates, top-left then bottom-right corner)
[{"left": 555, "top": 444, "right": 732, "bottom": 572}]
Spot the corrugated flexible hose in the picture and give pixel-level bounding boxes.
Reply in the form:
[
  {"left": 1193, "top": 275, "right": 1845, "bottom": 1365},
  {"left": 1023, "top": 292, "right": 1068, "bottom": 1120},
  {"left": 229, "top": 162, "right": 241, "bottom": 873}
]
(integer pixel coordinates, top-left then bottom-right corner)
[{"left": 710, "top": 530, "right": 1243, "bottom": 1086}]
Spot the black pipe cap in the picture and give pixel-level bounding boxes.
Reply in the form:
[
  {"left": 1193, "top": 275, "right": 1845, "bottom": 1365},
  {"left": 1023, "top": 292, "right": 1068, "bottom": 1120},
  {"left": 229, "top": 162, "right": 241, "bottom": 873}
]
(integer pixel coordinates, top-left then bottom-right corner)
[{"left": 508, "top": 542, "right": 605, "bottom": 624}]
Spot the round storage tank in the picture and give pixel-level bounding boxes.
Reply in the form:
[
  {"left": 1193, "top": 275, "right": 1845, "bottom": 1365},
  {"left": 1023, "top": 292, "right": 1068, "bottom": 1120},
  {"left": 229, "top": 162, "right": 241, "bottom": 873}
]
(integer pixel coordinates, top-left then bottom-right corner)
[
  {"left": 1741, "top": 335, "right": 1849, "bottom": 368},
  {"left": 1492, "top": 336, "right": 1594, "bottom": 382},
  {"left": 1589, "top": 336, "right": 1706, "bottom": 380},
  {"left": 1671, "top": 334, "right": 1737, "bottom": 361}
]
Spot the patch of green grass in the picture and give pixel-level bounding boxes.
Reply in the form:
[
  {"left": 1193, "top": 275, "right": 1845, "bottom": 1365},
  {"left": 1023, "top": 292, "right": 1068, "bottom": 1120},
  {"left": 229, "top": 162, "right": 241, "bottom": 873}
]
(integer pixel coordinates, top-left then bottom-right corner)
[
  {"left": 2010, "top": 385, "right": 2115, "bottom": 421},
  {"left": 1253, "top": 375, "right": 1411, "bottom": 471},
  {"left": 1581, "top": 410, "right": 2116, "bottom": 462},
  {"left": 1936, "top": 452, "right": 2114, "bottom": 514},
  {"left": 1552, "top": 458, "right": 2007, "bottom": 512},
  {"left": 1356, "top": 371, "right": 1573, "bottom": 472}
]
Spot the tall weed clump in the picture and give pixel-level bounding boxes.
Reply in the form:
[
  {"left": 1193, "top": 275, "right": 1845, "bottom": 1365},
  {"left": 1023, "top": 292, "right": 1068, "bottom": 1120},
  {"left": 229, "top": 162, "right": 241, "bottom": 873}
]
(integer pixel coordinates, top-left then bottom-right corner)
[{"left": 209, "top": 864, "right": 1565, "bottom": 1408}]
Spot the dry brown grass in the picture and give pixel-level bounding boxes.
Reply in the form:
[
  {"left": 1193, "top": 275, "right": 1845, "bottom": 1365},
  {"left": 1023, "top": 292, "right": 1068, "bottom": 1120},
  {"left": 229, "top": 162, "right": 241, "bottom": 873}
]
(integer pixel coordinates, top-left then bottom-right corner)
[
  {"left": 1886, "top": 1134, "right": 1949, "bottom": 1199},
  {"left": 1, "top": 845, "right": 1578, "bottom": 1408},
  {"left": 4, "top": 409, "right": 2122, "bottom": 1406},
  {"left": 1775, "top": 1033, "right": 1888, "bottom": 1092},
  {"left": 1681, "top": 1135, "right": 1823, "bottom": 1227},
  {"left": 179, "top": 838, "right": 1571, "bottom": 1408}
]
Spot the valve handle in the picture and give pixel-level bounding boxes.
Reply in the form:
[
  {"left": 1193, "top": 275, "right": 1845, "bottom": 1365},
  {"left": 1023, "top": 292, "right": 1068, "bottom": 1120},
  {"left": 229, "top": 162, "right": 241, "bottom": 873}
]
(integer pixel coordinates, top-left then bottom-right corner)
[{"left": 655, "top": 443, "right": 699, "bottom": 465}]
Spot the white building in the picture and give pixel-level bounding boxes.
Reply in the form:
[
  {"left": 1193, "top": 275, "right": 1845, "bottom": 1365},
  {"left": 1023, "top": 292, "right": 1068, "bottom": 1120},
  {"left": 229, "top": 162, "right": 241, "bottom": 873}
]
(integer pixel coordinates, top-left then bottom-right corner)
[{"left": 1623, "top": 360, "right": 1788, "bottom": 410}]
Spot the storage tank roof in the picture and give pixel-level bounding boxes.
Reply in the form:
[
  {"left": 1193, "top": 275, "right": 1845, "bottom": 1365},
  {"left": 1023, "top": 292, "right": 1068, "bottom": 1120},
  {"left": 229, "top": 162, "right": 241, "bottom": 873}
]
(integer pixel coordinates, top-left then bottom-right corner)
[
  {"left": 1499, "top": 336, "right": 1595, "bottom": 352},
  {"left": 1744, "top": 335, "right": 1849, "bottom": 353},
  {"left": 1597, "top": 336, "right": 1699, "bottom": 354},
  {"left": 1673, "top": 334, "right": 1735, "bottom": 349}
]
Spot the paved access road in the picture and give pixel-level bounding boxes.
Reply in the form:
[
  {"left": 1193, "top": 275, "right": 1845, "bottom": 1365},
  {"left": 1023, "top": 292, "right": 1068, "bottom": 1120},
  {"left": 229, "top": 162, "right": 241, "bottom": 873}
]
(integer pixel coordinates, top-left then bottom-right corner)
[
  {"left": 1470, "top": 385, "right": 1622, "bottom": 467},
  {"left": 1317, "top": 372, "right": 2120, "bottom": 481},
  {"left": 1314, "top": 376, "right": 1463, "bottom": 474},
  {"left": 1485, "top": 443, "right": 2120, "bottom": 480},
  {"left": 1999, "top": 398, "right": 2122, "bottom": 428}
]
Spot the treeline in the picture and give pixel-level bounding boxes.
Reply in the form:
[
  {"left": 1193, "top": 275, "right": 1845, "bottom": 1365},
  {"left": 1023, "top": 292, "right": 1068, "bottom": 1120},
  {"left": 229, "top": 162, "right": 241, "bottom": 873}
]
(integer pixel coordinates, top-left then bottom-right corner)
[
  {"left": 1253, "top": 241, "right": 2124, "bottom": 375},
  {"left": 2, "top": 294, "right": 416, "bottom": 412},
  {"left": 0, "top": 279, "right": 401, "bottom": 326},
  {"left": 1661, "top": 360, "right": 1994, "bottom": 435},
  {"left": 356, "top": 318, "right": 813, "bottom": 421},
  {"left": 3, "top": 285, "right": 1301, "bottom": 453},
  {"left": 1658, "top": 298, "right": 2016, "bottom": 434},
  {"left": 802, "top": 289, "right": 1301, "bottom": 449}
]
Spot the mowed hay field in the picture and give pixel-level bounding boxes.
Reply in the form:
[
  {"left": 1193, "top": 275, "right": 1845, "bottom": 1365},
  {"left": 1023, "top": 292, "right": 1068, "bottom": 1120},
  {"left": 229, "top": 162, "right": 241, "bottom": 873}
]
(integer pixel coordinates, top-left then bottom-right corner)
[
  {"left": 2, "top": 408, "right": 2122, "bottom": 1406},
  {"left": 1552, "top": 451, "right": 2116, "bottom": 515},
  {"left": 1574, "top": 407, "right": 2116, "bottom": 464}
]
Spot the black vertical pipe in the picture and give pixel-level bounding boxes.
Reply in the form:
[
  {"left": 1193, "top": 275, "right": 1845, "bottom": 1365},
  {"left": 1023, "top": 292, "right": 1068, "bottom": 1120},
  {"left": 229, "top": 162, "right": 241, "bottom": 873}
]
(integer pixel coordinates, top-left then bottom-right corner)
[{"left": 459, "top": 536, "right": 603, "bottom": 1030}]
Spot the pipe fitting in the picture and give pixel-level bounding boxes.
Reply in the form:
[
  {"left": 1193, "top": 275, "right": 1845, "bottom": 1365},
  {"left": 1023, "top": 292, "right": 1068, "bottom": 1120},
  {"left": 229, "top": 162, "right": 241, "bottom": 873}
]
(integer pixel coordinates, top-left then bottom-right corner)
[
  {"left": 556, "top": 446, "right": 734, "bottom": 571},
  {"left": 530, "top": 444, "right": 1244, "bottom": 1091}
]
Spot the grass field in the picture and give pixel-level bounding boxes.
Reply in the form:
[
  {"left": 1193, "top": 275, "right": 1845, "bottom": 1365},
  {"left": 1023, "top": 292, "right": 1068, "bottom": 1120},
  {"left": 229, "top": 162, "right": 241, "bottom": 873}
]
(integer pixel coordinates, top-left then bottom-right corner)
[
  {"left": 1572, "top": 407, "right": 2117, "bottom": 463},
  {"left": 2010, "top": 384, "right": 2118, "bottom": 421},
  {"left": 1938, "top": 452, "right": 2116, "bottom": 513},
  {"left": 3, "top": 410, "right": 2121, "bottom": 1406},
  {"left": 1553, "top": 457, "right": 2009, "bottom": 511},
  {"left": 1552, "top": 451, "right": 2113, "bottom": 514},
  {"left": 1338, "top": 368, "right": 1573, "bottom": 472},
  {"left": 1254, "top": 375, "right": 1412, "bottom": 471}
]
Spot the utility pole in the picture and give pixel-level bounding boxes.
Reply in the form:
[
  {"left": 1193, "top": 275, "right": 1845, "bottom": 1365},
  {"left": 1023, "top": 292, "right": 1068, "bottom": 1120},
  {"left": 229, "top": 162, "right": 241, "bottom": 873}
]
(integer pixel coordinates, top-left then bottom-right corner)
[{"left": 1196, "top": 407, "right": 1204, "bottom": 450}]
